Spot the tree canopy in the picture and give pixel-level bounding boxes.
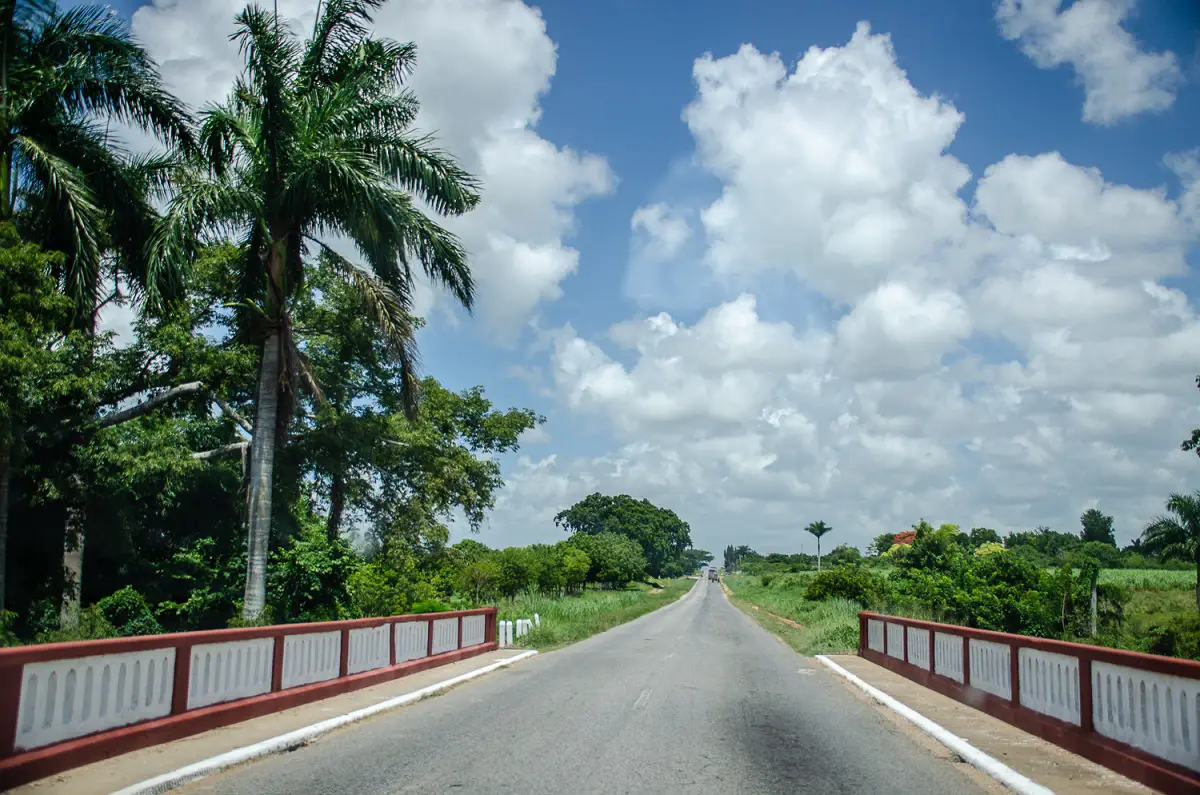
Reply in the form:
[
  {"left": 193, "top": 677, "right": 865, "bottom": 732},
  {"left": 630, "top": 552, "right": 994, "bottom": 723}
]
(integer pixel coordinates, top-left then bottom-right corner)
[{"left": 554, "top": 493, "right": 692, "bottom": 577}]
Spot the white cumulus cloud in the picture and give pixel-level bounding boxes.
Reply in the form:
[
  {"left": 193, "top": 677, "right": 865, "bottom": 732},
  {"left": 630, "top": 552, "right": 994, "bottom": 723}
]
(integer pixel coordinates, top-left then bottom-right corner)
[
  {"left": 995, "top": 0, "right": 1183, "bottom": 125},
  {"left": 482, "top": 20, "right": 1200, "bottom": 556},
  {"left": 127, "top": 0, "right": 613, "bottom": 339}
]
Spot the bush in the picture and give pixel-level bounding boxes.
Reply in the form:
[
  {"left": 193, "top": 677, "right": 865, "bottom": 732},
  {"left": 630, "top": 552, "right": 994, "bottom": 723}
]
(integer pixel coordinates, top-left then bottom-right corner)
[
  {"left": 805, "top": 567, "right": 883, "bottom": 605},
  {"left": 410, "top": 600, "right": 452, "bottom": 613},
  {"left": 97, "top": 587, "right": 162, "bottom": 636},
  {"left": 268, "top": 527, "right": 360, "bottom": 622},
  {"left": 975, "top": 542, "right": 1005, "bottom": 558},
  {"left": 348, "top": 562, "right": 408, "bottom": 617},
  {"left": 0, "top": 611, "right": 19, "bottom": 647},
  {"left": 761, "top": 574, "right": 774, "bottom": 587},
  {"left": 35, "top": 605, "right": 118, "bottom": 644}
]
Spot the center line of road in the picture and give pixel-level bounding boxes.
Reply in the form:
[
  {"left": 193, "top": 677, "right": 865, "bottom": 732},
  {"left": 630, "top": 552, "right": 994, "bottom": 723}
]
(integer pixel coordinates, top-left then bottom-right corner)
[{"left": 633, "top": 688, "right": 652, "bottom": 710}]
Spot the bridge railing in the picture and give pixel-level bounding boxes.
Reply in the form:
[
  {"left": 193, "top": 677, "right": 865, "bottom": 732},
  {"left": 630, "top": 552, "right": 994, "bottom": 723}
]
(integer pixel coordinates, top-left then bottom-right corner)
[
  {"left": 858, "top": 611, "right": 1200, "bottom": 794},
  {"left": 0, "top": 607, "right": 497, "bottom": 788}
]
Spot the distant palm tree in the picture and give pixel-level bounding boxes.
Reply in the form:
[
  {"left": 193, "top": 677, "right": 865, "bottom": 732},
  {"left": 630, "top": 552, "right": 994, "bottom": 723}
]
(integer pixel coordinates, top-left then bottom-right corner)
[
  {"left": 1142, "top": 491, "right": 1200, "bottom": 618},
  {"left": 805, "top": 521, "right": 832, "bottom": 571},
  {"left": 158, "top": 0, "right": 480, "bottom": 620}
]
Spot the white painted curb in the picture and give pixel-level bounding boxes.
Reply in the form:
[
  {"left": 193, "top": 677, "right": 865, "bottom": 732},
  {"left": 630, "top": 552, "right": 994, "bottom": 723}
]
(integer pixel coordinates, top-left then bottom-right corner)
[
  {"left": 814, "top": 655, "right": 1055, "bottom": 795},
  {"left": 114, "top": 650, "right": 539, "bottom": 795}
]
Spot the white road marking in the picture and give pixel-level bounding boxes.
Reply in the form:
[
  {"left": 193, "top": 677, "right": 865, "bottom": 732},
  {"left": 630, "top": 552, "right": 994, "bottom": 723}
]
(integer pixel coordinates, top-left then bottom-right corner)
[
  {"left": 112, "top": 651, "right": 540, "bottom": 795},
  {"left": 815, "top": 655, "right": 1054, "bottom": 795},
  {"left": 633, "top": 689, "right": 652, "bottom": 710}
]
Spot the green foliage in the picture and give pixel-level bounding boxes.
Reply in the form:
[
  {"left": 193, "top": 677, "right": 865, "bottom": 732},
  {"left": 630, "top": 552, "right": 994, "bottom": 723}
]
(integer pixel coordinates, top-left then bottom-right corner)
[
  {"left": 555, "top": 493, "right": 691, "bottom": 577},
  {"left": 410, "top": 601, "right": 454, "bottom": 614},
  {"left": 500, "top": 579, "right": 690, "bottom": 650},
  {"left": 1080, "top": 508, "right": 1117, "bottom": 546},
  {"left": 969, "top": 527, "right": 1002, "bottom": 547},
  {"left": 568, "top": 531, "right": 647, "bottom": 587},
  {"left": 822, "top": 544, "right": 861, "bottom": 568},
  {"left": 347, "top": 562, "right": 408, "bottom": 618},
  {"left": 868, "top": 533, "right": 896, "bottom": 557},
  {"left": 35, "top": 605, "right": 118, "bottom": 644},
  {"left": 723, "top": 574, "right": 861, "bottom": 655},
  {"left": 267, "top": 523, "right": 360, "bottom": 623},
  {"left": 96, "top": 587, "right": 162, "bottom": 637},
  {"left": 805, "top": 566, "right": 883, "bottom": 605}
]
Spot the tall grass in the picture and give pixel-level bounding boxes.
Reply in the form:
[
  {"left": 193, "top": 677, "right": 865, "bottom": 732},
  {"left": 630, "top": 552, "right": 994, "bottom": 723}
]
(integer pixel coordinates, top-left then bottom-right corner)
[
  {"left": 724, "top": 574, "right": 861, "bottom": 655},
  {"left": 1100, "top": 569, "right": 1196, "bottom": 590},
  {"left": 498, "top": 579, "right": 691, "bottom": 650}
]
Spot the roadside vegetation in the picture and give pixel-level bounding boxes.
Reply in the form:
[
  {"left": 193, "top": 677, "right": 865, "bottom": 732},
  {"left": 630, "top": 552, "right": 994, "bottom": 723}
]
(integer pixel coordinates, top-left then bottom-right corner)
[
  {"left": 0, "top": 0, "right": 712, "bottom": 648},
  {"left": 502, "top": 578, "right": 692, "bottom": 650},
  {"left": 723, "top": 502, "right": 1200, "bottom": 660},
  {"left": 724, "top": 574, "right": 859, "bottom": 655}
]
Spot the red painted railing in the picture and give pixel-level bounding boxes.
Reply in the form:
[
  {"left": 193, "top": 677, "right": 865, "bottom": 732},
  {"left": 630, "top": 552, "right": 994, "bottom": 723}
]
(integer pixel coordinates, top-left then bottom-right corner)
[
  {"left": 859, "top": 611, "right": 1200, "bottom": 794},
  {"left": 0, "top": 607, "right": 498, "bottom": 788}
]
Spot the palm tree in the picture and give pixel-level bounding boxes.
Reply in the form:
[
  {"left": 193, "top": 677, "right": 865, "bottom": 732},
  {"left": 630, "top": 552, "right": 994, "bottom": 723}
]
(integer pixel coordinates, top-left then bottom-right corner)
[
  {"left": 805, "top": 521, "right": 832, "bottom": 571},
  {"left": 1141, "top": 491, "right": 1200, "bottom": 618},
  {"left": 157, "top": 0, "right": 481, "bottom": 620},
  {"left": 1, "top": 0, "right": 193, "bottom": 322},
  {"left": 1, "top": 0, "right": 193, "bottom": 624}
]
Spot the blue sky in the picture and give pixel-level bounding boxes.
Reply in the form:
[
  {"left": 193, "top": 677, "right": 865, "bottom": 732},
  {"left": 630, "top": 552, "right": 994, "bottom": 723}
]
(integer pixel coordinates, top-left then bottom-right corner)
[{"left": 90, "top": 0, "right": 1200, "bottom": 554}]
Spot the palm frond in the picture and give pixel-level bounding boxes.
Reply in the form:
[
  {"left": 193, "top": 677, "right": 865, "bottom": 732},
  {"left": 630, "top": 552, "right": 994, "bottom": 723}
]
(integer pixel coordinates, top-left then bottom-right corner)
[
  {"left": 319, "top": 36, "right": 416, "bottom": 93},
  {"left": 13, "top": 133, "right": 103, "bottom": 316},
  {"left": 398, "top": 210, "right": 474, "bottom": 310},
  {"left": 199, "top": 103, "right": 259, "bottom": 177},
  {"left": 23, "top": 4, "right": 195, "bottom": 150},
  {"left": 312, "top": 237, "right": 421, "bottom": 418},
  {"left": 298, "top": 0, "right": 388, "bottom": 89},
  {"left": 231, "top": 4, "right": 299, "bottom": 180},
  {"left": 373, "top": 133, "right": 481, "bottom": 216}
]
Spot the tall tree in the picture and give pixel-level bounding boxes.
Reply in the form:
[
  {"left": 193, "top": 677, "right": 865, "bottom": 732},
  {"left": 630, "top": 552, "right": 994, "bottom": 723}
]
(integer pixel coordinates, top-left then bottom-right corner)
[
  {"left": 1079, "top": 508, "right": 1116, "bottom": 546},
  {"left": 0, "top": 0, "right": 193, "bottom": 624},
  {"left": 1142, "top": 492, "right": 1200, "bottom": 618},
  {"left": 158, "top": 0, "right": 481, "bottom": 619},
  {"left": 554, "top": 493, "right": 691, "bottom": 577},
  {"left": 804, "top": 520, "right": 832, "bottom": 571}
]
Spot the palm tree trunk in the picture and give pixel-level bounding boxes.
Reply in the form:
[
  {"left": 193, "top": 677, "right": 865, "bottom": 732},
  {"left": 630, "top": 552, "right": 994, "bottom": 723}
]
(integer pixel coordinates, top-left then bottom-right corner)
[
  {"left": 243, "top": 329, "right": 282, "bottom": 620},
  {"left": 326, "top": 471, "right": 345, "bottom": 543},
  {"left": 0, "top": 428, "right": 9, "bottom": 614},
  {"left": 60, "top": 474, "right": 85, "bottom": 626},
  {"left": 817, "top": 537, "right": 822, "bottom": 571}
]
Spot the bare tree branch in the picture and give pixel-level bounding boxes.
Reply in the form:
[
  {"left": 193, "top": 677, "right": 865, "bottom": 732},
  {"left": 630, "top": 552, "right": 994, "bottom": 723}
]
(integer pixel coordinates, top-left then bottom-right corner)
[
  {"left": 95, "top": 381, "right": 255, "bottom": 436},
  {"left": 96, "top": 381, "right": 205, "bottom": 428},
  {"left": 211, "top": 393, "right": 254, "bottom": 435},
  {"left": 191, "top": 441, "right": 250, "bottom": 461}
]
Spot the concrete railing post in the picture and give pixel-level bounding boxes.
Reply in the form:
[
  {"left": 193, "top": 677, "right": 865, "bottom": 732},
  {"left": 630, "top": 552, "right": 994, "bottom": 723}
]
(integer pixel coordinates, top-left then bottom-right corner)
[
  {"left": 1079, "top": 657, "right": 1094, "bottom": 733},
  {"left": 171, "top": 640, "right": 192, "bottom": 715},
  {"left": 962, "top": 632, "right": 971, "bottom": 688},
  {"left": 1009, "top": 639, "right": 1020, "bottom": 706}
]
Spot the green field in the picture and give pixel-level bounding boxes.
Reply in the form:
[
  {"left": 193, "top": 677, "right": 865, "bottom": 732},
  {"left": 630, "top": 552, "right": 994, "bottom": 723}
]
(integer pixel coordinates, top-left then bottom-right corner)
[
  {"left": 498, "top": 578, "right": 692, "bottom": 650},
  {"left": 1098, "top": 569, "right": 1196, "bottom": 590},
  {"left": 726, "top": 568, "right": 1200, "bottom": 659}
]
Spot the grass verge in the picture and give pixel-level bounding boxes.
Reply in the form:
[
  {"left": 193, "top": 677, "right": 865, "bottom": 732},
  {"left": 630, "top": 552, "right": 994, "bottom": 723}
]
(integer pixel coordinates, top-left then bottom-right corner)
[
  {"left": 497, "top": 578, "right": 692, "bottom": 651},
  {"left": 724, "top": 573, "right": 860, "bottom": 655}
]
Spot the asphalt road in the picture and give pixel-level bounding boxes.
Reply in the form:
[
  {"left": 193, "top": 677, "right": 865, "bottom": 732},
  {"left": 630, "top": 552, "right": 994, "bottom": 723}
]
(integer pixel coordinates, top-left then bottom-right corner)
[{"left": 178, "top": 579, "right": 990, "bottom": 795}]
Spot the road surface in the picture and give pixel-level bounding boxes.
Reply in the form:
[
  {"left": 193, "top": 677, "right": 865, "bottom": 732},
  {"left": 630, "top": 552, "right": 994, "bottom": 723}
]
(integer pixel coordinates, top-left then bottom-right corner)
[{"left": 178, "top": 579, "right": 991, "bottom": 794}]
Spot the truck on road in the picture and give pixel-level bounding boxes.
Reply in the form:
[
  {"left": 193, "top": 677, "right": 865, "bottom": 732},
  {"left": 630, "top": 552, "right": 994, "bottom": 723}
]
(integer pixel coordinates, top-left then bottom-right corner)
[{"left": 707, "top": 568, "right": 719, "bottom": 582}]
